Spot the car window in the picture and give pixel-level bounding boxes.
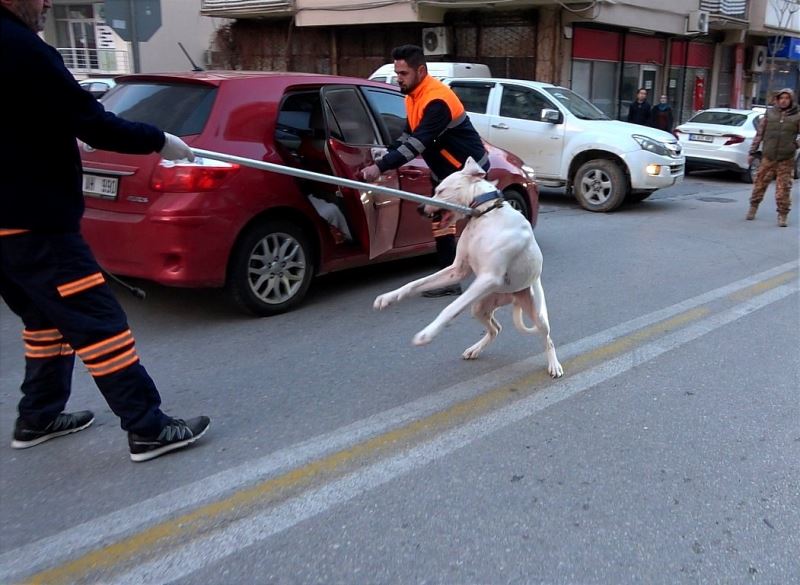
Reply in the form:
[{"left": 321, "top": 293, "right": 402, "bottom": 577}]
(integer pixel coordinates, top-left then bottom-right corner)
[
  {"left": 688, "top": 111, "right": 748, "bottom": 126},
  {"left": 277, "top": 92, "right": 321, "bottom": 135},
  {"left": 323, "top": 87, "right": 380, "bottom": 145},
  {"left": 362, "top": 88, "right": 407, "bottom": 143},
  {"left": 91, "top": 82, "right": 109, "bottom": 93},
  {"left": 499, "top": 86, "right": 553, "bottom": 121},
  {"left": 543, "top": 87, "right": 608, "bottom": 120},
  {"left": 449, "top": 82, "right": 492, "bottom": 114},
  {"left": 101, "top": 82, "right": 217, "bottom": 136}
]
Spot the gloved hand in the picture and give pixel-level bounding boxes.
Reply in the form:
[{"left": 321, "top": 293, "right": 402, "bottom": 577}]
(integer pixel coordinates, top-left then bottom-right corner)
[
  {"left": 159, "top": 132, "right": 195, "bottom": 162},
  {"left": 360, "top": 164, "right": 381, "bottom": 183}
]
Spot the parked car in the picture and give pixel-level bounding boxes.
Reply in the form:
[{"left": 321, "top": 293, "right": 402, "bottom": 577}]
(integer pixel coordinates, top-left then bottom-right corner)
[
  {"left": 444, "top": 78, "right": 685, "bottom": 212},
  {"left": 675, "top": 107, "right": 800, "bottom": 183},
  {"left": 78, "top": 77, "right": 116, "bottom": 98},
  {"left": 369, "top": 62, "right": 491, "bottom": 86},
  {"left": 79, "top": 71, "right": 538, "bottom": 316}
]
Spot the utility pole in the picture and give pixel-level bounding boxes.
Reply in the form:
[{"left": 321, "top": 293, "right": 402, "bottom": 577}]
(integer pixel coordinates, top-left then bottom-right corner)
[{"left": 128, "top": 0, "right": 140, "bottom": 73}]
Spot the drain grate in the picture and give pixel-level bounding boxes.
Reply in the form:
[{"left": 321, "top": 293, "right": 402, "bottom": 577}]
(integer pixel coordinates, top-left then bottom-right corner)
[{"left": 697, "top": 197, "right": 736, "bottom": 203}]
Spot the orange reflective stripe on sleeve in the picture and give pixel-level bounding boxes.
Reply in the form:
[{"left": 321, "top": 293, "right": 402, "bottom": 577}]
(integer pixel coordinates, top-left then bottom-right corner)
[
  {"left": 85, "top": 348, "right": 139, "bottom": 377},
  {"left": 57, "top": 272, "right": 106, "bottom": 297},
  {"left": 439, "top": 148, "right": 461, "bottom": 168},
  {"left": 25, "top": 342, "right": 65, "bottom": 359},
  {"left": 431, "top": 221, "right": 457, "bottom": 237},
  {"left": 23, "top": 328, "right": 63, "bottom": 342},
  {"left": 0, "top": 229, "right": 30, "bottom": 236},
  {"left": 76, "top": 329, "right": 134, "bottom": 362}
]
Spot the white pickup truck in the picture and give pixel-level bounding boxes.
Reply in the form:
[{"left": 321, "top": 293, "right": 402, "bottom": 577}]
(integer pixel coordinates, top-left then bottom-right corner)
[{"left": 445, "top": 78, "right": 685, "bottom": 212}]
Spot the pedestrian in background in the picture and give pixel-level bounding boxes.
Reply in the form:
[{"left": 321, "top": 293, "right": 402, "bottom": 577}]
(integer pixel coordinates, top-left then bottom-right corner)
[
  {"left": 746, "top": 88, "right": 799, "bottom": 228},
  {"left": 627, "top": 88, "right": 652, "bottom": 126},
  {"left": 360, "top": 45, "right": 489, "bottom": 297},
  {"left": 0, "top": 0, "right": 210, "bottom": 461},
  {"left": 650, "top": 95, "right": 674, "bottom": 133}
]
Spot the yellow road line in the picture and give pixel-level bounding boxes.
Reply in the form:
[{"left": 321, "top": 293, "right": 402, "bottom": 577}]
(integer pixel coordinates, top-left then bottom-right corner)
[{"left": 22, "top": 272, "right": 795, "bottom": 585}]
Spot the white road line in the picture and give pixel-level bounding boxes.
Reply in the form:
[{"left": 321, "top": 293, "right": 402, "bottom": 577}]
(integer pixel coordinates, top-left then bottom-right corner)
[
  {"left": 113, "top": 281, "right": 798, "bottom": 585},
  {"left": 1, "top": 261, "right": 796, "bottom": 582}
]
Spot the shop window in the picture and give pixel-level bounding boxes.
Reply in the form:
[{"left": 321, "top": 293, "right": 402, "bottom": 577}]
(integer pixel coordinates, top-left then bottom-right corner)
[{"left": 570, "top": 60, "right": 619, "bottom": 119}]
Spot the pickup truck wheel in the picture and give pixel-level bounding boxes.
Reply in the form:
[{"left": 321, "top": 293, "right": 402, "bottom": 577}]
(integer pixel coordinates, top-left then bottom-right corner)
[
  {"left": 227, "top": 220, "right": 315, "bottom": 316},
  {"left": 502, "top": 188, "right": 530, "bottom": 219},
  {"left": 573, "top": 160, "right": 626, "bottom": 212}
]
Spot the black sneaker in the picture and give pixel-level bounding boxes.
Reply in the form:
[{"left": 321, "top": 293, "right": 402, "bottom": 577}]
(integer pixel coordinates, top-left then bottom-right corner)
[
  {"left": 128, "top": 416, "right": 210, "bottom": 462},
  {"left": 422, "top": 284, "right": 462, "bottom": 298},
  {"left": 11, "top": 411, "right": 95, "bottom": 449}
]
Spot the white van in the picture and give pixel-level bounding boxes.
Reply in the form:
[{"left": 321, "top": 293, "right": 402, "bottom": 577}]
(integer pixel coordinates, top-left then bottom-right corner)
[{"left": 368, "top": 62, "right": 491, "bottom": 86}]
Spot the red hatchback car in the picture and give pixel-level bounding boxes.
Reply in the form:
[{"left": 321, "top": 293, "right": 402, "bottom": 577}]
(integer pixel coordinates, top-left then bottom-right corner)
[{"left": 80, "top": 71, "right": 539, "bottom": 315}]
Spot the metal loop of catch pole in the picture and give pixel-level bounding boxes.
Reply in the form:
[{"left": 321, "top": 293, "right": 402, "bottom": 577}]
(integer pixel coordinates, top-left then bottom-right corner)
[{"left": 189, "top": 148, "right": 477, "bottom": 217}]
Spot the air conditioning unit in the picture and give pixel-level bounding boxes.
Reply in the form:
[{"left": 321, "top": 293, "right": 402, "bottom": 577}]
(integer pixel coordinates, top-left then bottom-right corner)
[
  {"left": 750, "top": 46, "right": 767, "bottom": 72},
  {"left": 422, "top": 27, "right": 451, "bottom": 56},
  {"left": 687, "top": 10, "right": 709, "bottom": 34}
]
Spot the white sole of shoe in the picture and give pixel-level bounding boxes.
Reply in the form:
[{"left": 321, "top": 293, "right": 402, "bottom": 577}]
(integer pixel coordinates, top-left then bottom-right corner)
[
  {"left": 129, "top": 423, "right": 210, "bottom": 462},
  {"left": 10, "top": 417, "right": 94, "bottom": 449}
]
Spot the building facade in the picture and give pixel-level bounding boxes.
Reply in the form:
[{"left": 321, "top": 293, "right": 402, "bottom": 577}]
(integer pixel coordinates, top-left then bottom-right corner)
[{"left": 43, "top": 0, "right": 228, "bottom": 78}]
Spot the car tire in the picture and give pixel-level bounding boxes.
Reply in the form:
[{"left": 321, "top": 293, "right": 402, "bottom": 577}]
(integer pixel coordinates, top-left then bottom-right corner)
[
  {"left": 227, "top": 219, "right": 315, "bottom": 316},
  {"left": 743, "top": 156, "right": 761, "bottom": 184},
  {"left": 502, "top": 188, "right": 530, "bottom": 219},
  {"left": 573, "top": 159, "right": 627, "bottom": 212}
]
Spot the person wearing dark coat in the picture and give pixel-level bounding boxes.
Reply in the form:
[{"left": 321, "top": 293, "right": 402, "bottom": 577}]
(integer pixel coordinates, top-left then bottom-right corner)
[
  {"left": 0, "top": 0, "right": 210, "bottom": 461},
  {"left": 627, "top": 88, "right": 652, "bottom": 126},
  {"left": 650, "top": 95, "right": 674, "bottom": 132}
]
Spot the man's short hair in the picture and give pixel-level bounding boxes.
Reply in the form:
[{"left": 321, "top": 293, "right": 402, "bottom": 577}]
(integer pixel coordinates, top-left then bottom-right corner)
[
  {"left": 638, "top": 87, "right": 647, "bottom": 93},
  {"left": 391, "top": 45, "right": 426, "bottom": 69}
]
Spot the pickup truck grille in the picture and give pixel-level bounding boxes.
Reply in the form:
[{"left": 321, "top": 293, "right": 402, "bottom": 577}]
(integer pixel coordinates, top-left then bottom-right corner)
[{"left": 670, "top": 164, "right": 684, "bottom": 176}]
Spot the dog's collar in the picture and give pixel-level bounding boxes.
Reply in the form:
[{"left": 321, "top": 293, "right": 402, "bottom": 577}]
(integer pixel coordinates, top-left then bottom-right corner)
[{"left": 470, "top": 190, "right": 504, "bottom": 217}]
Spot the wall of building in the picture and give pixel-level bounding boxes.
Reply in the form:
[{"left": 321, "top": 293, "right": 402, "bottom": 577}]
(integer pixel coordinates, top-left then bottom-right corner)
[{"left": 139, "top": 0, "right": 228, "bottom": 72}]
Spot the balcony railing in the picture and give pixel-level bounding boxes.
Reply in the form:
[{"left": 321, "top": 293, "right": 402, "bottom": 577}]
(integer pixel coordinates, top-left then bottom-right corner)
[
  {"left": 58, "top": 48, "right": 131, "bottom": 75},
  {"left": 700, "top": 0, "right": 749, "bottom": 20},
  {"left": 200, "top": 0, "right": 292, "bottom": 18}
]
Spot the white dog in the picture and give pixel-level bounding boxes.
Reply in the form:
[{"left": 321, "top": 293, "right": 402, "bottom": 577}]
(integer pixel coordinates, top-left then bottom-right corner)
[{"left": 373, "top": 157, "right": 563, "bottom": 378}]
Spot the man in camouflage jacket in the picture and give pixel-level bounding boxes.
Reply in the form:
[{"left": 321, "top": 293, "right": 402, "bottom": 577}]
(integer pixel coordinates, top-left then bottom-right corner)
[{"left": 746, "top": 88, "right": 800, "bottom": 227}]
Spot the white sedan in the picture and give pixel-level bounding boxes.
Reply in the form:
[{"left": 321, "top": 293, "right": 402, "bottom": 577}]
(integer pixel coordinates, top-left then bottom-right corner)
[{"left": 675, "top": 107, "right": 799, "bottom": 183}]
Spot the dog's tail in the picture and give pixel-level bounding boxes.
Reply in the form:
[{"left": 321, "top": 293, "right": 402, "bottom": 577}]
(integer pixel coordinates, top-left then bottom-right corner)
[{"left": 512, "top": 302, "right": 540, "bottom": 334}]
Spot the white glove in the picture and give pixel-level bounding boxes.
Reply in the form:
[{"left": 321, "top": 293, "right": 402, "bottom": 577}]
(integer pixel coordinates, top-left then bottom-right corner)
[{"left": 159, "top": 132, "right": 195, "bottom": 162}]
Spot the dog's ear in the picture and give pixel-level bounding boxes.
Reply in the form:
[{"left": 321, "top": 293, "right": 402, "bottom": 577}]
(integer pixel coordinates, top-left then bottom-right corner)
[{"left": 461, "top": 157, "right": 486, "bottom": 179}]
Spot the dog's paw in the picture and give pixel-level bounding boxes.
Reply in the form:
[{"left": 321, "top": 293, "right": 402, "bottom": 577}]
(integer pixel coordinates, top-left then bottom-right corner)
[
  {"left": 373, "top": 293, "right": 396, "bottom": 311},
  {"left": 412, "top": 329, "right": 434, "bottom": 346},
  {"left": 548, "top": 360, "right": 564, "bottom": 378},
  {"left": 462, "top": 345, "right": 482, "bottom": 360}
]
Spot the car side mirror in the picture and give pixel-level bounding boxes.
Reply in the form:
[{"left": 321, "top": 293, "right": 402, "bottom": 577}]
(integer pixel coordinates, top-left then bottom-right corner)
[{"left": 541, "top": 109, "right": 563, "bottom": 124}]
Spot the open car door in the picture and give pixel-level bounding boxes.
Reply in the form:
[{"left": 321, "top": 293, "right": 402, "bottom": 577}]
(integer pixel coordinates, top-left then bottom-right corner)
[{"left": 320, "top": 85, "right": 400, "bottom": 259}]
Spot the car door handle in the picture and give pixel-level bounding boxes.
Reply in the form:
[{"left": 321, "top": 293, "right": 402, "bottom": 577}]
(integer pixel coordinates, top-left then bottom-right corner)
[
  {"left": 491, "top": 123, "right": 509, "bottom": 129},
  {"left": 401, "top": 169, "right": 425, "bottom": 178}
]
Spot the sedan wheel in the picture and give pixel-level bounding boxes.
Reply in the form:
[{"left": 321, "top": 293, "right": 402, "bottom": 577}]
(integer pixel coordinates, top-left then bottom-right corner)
[
  {"left": 502, "top": 189, "right": 530, "bottom": 218},
  {"left": 573, "top": 159, "right": 626, "bottom": 212},
  {"left": 744, "top": 156, "right": 761, "bottom": 184},
  {"left": 228, "top": 220, "right": 314, "bottom": 316}
]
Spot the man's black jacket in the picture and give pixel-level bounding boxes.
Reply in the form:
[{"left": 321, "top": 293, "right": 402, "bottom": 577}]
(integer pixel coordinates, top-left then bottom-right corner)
[
  {"left": 0, "top": 6, "right": 165, "bottom": 232},
  {"left": 627, "top": 100, "right": 652, "bottom": 127}
]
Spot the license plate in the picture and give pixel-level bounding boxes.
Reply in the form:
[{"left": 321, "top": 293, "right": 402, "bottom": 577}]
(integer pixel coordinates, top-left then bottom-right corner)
[
  {"left": 82, "top": 174, "right": 119, "bottom": 199},
  {"left": 689, "top": 134, "right": 714, "bottom": 143}
]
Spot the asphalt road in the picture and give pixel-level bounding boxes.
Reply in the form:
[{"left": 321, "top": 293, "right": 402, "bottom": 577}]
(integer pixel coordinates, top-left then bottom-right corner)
[{"left": 1, "top": 171, "right": 798, "bottom": 585}]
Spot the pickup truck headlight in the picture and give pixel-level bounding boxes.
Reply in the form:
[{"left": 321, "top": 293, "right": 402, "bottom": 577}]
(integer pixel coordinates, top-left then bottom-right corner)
[
  {"left": 633, "top": 134, "right": 672, "bottom": 157},
  {"left": 521, "top": 165, "right": 536, "bottom": 181}
]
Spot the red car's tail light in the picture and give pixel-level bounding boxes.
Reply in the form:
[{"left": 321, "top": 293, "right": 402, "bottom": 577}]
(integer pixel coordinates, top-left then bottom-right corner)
[
  {"left": 150, "top": 158, "right": 240, "bottom": 192},
  {"left": 722, "top": 134, "right": 745, "bottom": 146}
]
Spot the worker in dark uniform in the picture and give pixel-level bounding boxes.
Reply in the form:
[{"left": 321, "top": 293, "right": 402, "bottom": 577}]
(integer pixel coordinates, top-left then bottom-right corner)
[
  {"left": 360, "top": 44, "right": 489, "bottom": 297},
  {"left": 0, "top": 0, "right": 210, "bottom": 462}
]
